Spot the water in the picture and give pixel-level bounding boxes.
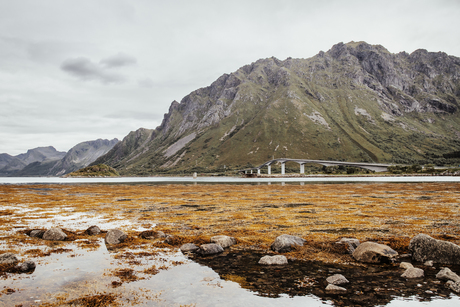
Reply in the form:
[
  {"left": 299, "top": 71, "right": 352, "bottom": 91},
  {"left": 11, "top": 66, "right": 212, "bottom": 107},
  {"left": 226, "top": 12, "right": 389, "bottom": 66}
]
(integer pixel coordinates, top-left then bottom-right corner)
[{"left": 2, "top": 175, "right": 460, "bottom": 184}]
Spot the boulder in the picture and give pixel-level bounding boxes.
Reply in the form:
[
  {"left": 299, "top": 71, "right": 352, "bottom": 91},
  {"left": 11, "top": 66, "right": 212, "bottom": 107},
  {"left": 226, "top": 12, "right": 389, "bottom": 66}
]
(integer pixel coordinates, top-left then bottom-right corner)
[
  {"left": 446, "top": 281, "right": 460, "bottom": 293},
  {"left": 271, "top": 234, "right": 306, "bottom": 253},
  {"left": 352, "top": 242, "right": 398, "bottom": 263},
  {"left": 211, "top": 235, "right": 236, "bottom": 248},
  {"left": 42, "top": 228, "right": 67, "bottom": 241},
  {"left": 0, "top": 253, "right": 18, "bottom": 264},
  {"left": 198, "top": 243, "right": 224, "bottom": 256},
  {"left": 29, "top": 229, "right": 45, "bottom": 238},
  {"left": 325, "top": 284, "right": 347, "bottom": 294},
  {"left": 139, "top": 230, "right": 166, "bottom": 240},
  {"left": 400, "top": 262, "right": 414, "bottom": 270},
  {"left": 326, "top": 274, "right": 349, "bottom": 285},
  {"left": 180, "top": 243, "right": 199, "bottom": 253},
  {"left": 258, "top": 255, "right": 288, "bottom": 265},
  {"left": 85, "top": 225, "right": 101, "bottom": 235},
  {"left": 436, "top": 267, "right": 460, "bottom": 283},
  {"left": 105, "top": 229, "right": 127, "bottom": 245},
  {"left": 16, "top": 261, "right": 36, "bottom": 272},
  {"left": 401, "top": 267, "right": 424, "bottom": 278},
  {"left": 336, "top": 238, "right": 360, "bottom": 254},
  {"left": 409, "top": 234, "right": 460, "bottom": 265}
]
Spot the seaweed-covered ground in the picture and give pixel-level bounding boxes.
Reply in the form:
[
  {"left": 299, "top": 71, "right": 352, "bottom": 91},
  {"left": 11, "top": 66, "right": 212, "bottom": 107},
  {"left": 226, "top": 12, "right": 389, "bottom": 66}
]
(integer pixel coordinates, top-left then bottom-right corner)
[{"left": 0, "top": 182, "right": 459, "bottom": 306}]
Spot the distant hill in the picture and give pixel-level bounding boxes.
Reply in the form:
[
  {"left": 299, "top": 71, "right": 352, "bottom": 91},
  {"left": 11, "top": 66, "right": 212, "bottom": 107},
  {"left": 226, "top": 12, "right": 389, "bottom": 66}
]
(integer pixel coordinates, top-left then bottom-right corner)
[
  {"left": 1, "top": 139, "right": 119, "bottom": 177},
  {"left": 94, "top": 41, "right": 460, "bottom": 175},
  {"left": 65, "top": 164, "right": 120, "bottom": 177}
]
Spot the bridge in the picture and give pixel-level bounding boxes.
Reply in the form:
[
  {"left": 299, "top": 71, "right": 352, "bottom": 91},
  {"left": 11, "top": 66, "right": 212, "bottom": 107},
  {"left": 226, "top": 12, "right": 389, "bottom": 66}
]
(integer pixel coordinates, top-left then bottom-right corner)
[{"left": 239, "top": 158, "right": 392, "bottom": 175}]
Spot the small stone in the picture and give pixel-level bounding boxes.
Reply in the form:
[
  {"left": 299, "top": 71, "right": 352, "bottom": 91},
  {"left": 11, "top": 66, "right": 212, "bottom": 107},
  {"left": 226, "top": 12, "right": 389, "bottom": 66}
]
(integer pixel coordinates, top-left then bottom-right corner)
[
  {"left": 85, "top": 225, "right": 101, "bottom": 235},
  {"left": 210, "top": 235, "right": 236, "bottom": 248},
  {"left": 336, "top": 238, "right": 360, "bottom": 254},
  {"left": 42, "top": 228, "right": 67, "bottom": 241},
  {"left": 400, "top": 262, "right": 414, "bottom": 269},
  {"left": 446, "top": 281, "right": 460, "bottom": 293},
  {"left": 424, "top": 260, "right": 434, "bottom": 267},
  {"left": 436, "top": 267, "right": 460, "bottom": 283},
  {"left": 139, "top": 230, "right": 165, "bottom": 240},
  {"left": 180, "top": 243, "right": 199, "bottom": 253},
  {"left": 326, "top": 274, "right": 349, "bottom": 285},
  {"left": 17, "top": 261, "right": 36, "bottom": 272},
  {"left": 258, "top": 255, "right": 288, "bottom": 265},
  {"left": 29, "top": 230, "right": 45, "bottom": 238},
  {"left": 0, "top": 253, "right": 18, "bottom": 264},
  {"left": 401, "top": 267, "right": 424, "bottom": 278},
  {"left": 105, "top": 229, "right": 127, "bottom": 245},
  {"left": 271, "top": 234, "right": 306, "bottom": 253},
  {"left": 326, "top": 284, "right": 347, "bottom": 294},
  {"left": 198, "top": 243, "right": 224, "bottom": 256}
]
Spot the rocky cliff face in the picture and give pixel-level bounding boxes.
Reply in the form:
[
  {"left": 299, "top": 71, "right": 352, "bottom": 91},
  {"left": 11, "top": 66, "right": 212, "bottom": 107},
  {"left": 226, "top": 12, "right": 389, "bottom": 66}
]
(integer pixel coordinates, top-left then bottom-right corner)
[{"left": 95, "top": 41, "right": 460, "bottom": 175}]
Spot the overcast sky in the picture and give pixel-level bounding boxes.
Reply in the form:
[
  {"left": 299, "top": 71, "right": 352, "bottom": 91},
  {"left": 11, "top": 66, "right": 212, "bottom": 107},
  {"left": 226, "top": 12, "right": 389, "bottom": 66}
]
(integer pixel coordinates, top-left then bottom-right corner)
[{"left": 1, "top": 0, "right": 459, "bottom": 155}]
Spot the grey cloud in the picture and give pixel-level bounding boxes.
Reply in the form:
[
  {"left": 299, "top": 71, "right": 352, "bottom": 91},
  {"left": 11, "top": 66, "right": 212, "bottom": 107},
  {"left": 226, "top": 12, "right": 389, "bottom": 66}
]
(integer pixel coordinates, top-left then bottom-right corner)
[
  {"left": 60, "top": 57, "right": 127, "bottom": 84},
  {"left": 100, "top": 52, "right": 137, "bottom": 68},
  {"left": 138, "top": 77, "right": 154, "bottom": 88}
]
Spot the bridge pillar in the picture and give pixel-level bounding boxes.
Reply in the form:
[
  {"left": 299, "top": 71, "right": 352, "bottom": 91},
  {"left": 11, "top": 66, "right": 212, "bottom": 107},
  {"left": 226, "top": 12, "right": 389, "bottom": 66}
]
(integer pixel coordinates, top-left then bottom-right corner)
[
  {"left": 281, "top": 162, "right": 285, "bottom": 175},
  {"left": 300, "top": 163, "right": 305, "bottom": 174},
  {"left": 267, "top": 165, "right": 271, "bottom": 175},
  {"left": 257, "top": 169, "right": 261, "bottom": 175}
]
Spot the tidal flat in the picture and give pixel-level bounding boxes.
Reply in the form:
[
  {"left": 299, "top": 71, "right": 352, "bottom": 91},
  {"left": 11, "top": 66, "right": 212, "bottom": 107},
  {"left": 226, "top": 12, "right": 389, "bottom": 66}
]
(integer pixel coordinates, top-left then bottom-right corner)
[{"left": 0, "top": 182, "right": 460, "bottom": 306}]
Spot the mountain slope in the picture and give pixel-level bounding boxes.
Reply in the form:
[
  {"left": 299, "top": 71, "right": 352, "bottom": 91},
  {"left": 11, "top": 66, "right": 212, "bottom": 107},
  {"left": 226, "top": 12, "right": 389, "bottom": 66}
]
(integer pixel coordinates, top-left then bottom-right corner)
[{"left": 95, "top": 41, "right": 460, "bottom": 175}]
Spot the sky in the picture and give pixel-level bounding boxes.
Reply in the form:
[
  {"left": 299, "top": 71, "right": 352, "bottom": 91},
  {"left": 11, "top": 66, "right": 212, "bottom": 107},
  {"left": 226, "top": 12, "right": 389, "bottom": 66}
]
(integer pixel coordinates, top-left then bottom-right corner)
[{"left": 1, "top": 0, "right": 460, "bottom": 155}]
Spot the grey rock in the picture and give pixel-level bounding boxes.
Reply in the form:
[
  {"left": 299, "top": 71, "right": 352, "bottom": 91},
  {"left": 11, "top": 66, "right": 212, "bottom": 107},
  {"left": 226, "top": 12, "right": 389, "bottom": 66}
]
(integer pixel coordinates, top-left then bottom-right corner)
[
  {"left": 409, "top": 234, "right": 460, "bottom": 265},
  {"left": 105, "top": 229, "right": 127, "bottom": 245},
  {"left": 164, "top": 235, "right": 174, "bottom": 244},
  {"left": 0, "top": 253, "right": 18, "bottom": 264},
  {"left": 198, "top": 243, "right": 224, "bottom": 256},
  {"left": 17, "top": 261, "right": 36, "bottom": 272},
  {"left": 446, "top": 281, "right": 460, "bottom": 293},
  {"left": 336, "top": 238, "right": 360, "bottom": 254},
  {"left": 211, "top": 235, "right": 236, "bottom": 248},
  {"left": 400, "top": 262, "right": 414, "bottom": 269},
  {"left": 180, "top": 243, "right": 199, "bottom": 253},
  {"left": 326, "top": 274, "right": 349, "bottom": 285},
  {"left": 271, "top": 234, "right": 306, "bottom": 253},
  {"left": 85, "top": 225, "right": 101, "bottom": 235},
  {"left": 139, "top": 230, "right": 166, "bottom": 240},
  {"left": 258, "top": 255, "right": 288, "bottom": 265},
  {"left": 325, "top": 284, "right": 347, "bottom": 294},
  {"left": 424, "top": 260, "right": 434, "bottom": 267},
  {"left": 42, "top": 228, "right": 67, "bottom": 241},
  {"left": 29, "top": 229, "right": 45, "bottom": 238},
  {"left": 352, "top": 242, "right": 398, "bottom": 263},
  {"left": 401, "top": 267, "right": 424, "bottom": 278},
  {"left": 436, "top": 267, "right": 460, "bottom": 283}
]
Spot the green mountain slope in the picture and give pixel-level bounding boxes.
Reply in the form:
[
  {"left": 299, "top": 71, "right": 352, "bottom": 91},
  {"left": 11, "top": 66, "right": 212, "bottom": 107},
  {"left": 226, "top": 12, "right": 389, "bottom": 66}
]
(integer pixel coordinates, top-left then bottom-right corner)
[{"left": 95, "top": 41, "right": 460, "bottom": 175}]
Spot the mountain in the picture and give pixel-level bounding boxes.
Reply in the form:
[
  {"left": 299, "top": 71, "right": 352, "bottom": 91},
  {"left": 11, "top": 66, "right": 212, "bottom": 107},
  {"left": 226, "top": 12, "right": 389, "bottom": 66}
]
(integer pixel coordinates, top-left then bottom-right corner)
[
  {"left": 2, "top": 139, "right": 119, "bottom": 177},
  {"left": 94, "top": 41, "right": 460, "bottom": 175}
]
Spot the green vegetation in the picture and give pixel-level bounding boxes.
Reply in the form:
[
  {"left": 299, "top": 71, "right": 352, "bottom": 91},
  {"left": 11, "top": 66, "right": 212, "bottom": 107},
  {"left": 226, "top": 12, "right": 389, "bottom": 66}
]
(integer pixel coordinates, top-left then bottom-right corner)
[{"left": 65, "top": 164, "right": 120, "bottom": 177}]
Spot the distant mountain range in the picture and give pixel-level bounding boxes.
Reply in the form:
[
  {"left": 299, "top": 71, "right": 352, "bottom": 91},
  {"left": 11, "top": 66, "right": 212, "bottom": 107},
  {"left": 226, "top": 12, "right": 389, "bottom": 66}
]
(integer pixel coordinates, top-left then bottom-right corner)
[
  {"left": 0, "top": 139, "right": 118, "bottom": 177},
  {"left": 92, "top": 41, "right": 460, "bottom": 175}
]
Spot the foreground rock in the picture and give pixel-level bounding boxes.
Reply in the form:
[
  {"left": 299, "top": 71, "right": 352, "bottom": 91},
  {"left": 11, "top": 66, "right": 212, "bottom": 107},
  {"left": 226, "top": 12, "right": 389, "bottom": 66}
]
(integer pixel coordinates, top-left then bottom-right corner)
[
  {"left": 0, "top": 253, "right": 18, "bottom": 264},
  {"left": 409, "top": 234, "right": 460, "bottom": 264},
  {"left": 42, "top": 228, "right": 67, "bottom": 241},
  {"left": 436, "top": 267, "right": 460, "bottom": 282},
  {"left": 16, "top": 261, "right": 36, "bottom": 272},
  {"left": 258, "top": 255, "right": 288, "bottom": 265},
  {"left": 326, "top": 284, "right": 347, "bottom": 294},
  {"left": 326, "top": 274, "right": 349, "bottom": 285},
  {"left": 139, "top": 230, "right": 166, "bottom": 240},
  {"left": 271, "top": 234, "right": 306, "bottom": 253},
  {"left": 352, "top": 242, "right": 398, "bottom": 263},
  {"left": 400, "top": 262, "right": 414, "bottom": 269},
  {"left": 198, "top": 244, "right": 224, "bottom": 256},
  {"left": 446, "top": 281, "right": 460, "bottom": 293},
  {"left": 401, "top": 267, "right": 424, "bottom": 279},
  {"left": 29, "top": 229, "right": 45, "bottom": 238},
  {"left": 105, "top": 229, "right": 127, "bottom": 245},
  {"left": 336, "top": 238, "right": 360, "bottom": 254},
  {"left": 180, "top": 243, "right": 199, "bottom": 253},
  {"left": 211, "top": 235, "right": 236, "bottom": 248},
  {"left": 85, "top": 225, "right": 101, "bottom": 235}
]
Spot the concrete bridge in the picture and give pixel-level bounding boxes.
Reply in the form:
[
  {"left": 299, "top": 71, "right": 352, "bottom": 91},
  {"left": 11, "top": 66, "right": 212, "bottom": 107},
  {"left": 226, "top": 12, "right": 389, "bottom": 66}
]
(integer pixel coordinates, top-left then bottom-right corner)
[{"left": 240, "top": 158, "right": 392, "bottom": 175}]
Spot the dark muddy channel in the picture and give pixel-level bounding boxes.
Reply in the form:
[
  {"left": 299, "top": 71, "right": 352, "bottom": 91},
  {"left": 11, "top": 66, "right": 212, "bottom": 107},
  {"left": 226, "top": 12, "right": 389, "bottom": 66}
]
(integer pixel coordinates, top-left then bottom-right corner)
[{"left": 190, "top": 250, "right": 460, "bottom": 307}]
